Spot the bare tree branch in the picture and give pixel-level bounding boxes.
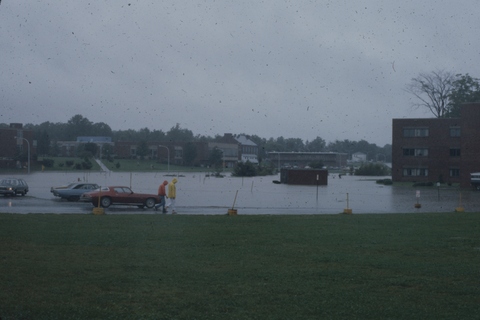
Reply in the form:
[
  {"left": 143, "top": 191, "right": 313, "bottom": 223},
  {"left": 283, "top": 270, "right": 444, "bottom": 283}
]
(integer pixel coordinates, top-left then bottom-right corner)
[{"left": 405, "top": 70, "right": 454, "bottom": 118}]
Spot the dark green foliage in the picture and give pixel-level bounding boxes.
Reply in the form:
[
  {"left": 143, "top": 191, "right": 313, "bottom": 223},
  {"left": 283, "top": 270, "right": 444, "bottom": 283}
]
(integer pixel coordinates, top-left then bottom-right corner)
[
  {"left": 233, "top": 160, "right": 257, "bottom": 176},
  {"left": 413, "top": 181, "right": 434, "bottom": 187},
  {"left": 355, "top": 163, "right": 390, "bottom": 176},
  {"left": 209, "top": 147, "right": 223, "bottom": 169},
  {"left": 256, "top": 163, "right": 275, "bottom": 176},
  {"left": 81, "top": 159, "right": 92, "bottom": 170},
  {"left": 183, "top": 142, "right": 197, "bottom": 166},
  {"left": 232, "top": 161, "right": 275, "bottom": 177},
  {"left": 376, "top": 178, "right": 392, "bottom": 185},
  {"left": 83, "top": 142, "right": 98, "bottom": 157},
  {"left": 308, "top": 160, "right": 324, "bottom": 169},
  {"left": 36, "top": 130, "right": 50, "bottom": 156},
  {"left": 135, "top": 140, "right": 149, "bottom": 159},
  {"left": 41, "top": 158, "right": 54, "bottom": 168},
  {"left": 446, "top": 73, "right": 480, "bottom": 117}
]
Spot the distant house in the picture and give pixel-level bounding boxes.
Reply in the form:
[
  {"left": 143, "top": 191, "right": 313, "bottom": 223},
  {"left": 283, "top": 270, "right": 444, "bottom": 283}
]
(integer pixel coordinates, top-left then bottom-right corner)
[
  {"left": 351, "top": 152, "right": 367, "bottom": 162},
  {"left": 219, "top": 133, "right": 259, "bottom": 164},
  {"left": 206, "top": 141, "right": 239, "bottom": 168},
  {"left": 235, "top": 135, "right": 259, "bottom": 164}
]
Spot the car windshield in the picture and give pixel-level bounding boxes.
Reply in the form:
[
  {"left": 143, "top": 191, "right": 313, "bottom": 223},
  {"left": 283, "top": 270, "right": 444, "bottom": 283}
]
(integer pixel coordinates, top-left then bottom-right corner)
[{"left": 1, "top": 179, "right": 17, "bottom": 185}]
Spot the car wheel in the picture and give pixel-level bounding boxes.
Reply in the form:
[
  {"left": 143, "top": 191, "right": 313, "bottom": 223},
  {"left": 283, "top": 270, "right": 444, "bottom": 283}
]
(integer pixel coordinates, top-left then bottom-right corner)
[
  {"left": 145, "top": 198, "right": 156, "bottom": 208},
  {"left": 100, "top": 197, "right": 112, "bottom": 208}
]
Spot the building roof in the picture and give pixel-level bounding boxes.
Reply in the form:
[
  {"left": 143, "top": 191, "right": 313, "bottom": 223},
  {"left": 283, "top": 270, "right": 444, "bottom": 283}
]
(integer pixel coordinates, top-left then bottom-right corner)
[
  {"left": 235, "top": 135, "right": 257, "bottom": 146},
  {"left": 76, "top": 136, "right": 112, "bottom": 142}
]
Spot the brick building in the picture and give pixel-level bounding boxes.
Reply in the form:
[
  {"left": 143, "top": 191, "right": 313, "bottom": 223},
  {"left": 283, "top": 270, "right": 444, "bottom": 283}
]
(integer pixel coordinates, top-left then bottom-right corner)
[
  {"left": 392, "top": 103, "right": 480, "bottom": 188},
  {"left": 0, "top": 123, "right": 36, "bottom": 169}
]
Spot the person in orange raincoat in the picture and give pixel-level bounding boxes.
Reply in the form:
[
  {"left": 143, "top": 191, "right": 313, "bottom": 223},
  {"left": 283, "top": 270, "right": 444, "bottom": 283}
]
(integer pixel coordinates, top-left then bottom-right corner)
[{"left": 154, "top": 180, "right": 169, "bottom": 213}]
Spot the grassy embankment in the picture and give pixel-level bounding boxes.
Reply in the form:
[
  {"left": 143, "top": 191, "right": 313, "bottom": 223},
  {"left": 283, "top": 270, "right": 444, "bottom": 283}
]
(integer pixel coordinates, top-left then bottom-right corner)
[{"left": 1, "top": 213, "right": 479, "bottom": 319}]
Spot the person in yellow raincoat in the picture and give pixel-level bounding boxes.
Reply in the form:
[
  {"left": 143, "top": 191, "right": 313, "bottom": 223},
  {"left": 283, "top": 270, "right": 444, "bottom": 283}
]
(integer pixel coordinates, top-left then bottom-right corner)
[{"left": 167, "top": 178, "right": 178, "bottom": 214}]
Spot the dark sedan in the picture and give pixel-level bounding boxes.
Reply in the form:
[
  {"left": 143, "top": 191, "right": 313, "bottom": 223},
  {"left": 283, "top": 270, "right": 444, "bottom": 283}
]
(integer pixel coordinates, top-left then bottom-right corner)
[
  {"left": 0, "top": 178, "right": 29, "bottom": 196},
  {"left": 81, "top": 186, "right": 159, "bottom": 208},
  {"left": 51, "top": 182, "right": 100, "bottom": 201}
]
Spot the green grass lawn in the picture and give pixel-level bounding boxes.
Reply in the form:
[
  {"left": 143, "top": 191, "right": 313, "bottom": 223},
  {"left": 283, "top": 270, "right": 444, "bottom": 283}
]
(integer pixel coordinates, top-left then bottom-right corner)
[{"left": 1, "top": 213, "right": 479, "bottom": 319}]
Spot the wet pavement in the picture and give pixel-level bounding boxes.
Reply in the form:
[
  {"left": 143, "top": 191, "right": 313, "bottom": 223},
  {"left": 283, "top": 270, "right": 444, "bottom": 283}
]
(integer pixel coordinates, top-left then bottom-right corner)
[{"left": 1, "top": 171, "right": 479, "bottom": 214}]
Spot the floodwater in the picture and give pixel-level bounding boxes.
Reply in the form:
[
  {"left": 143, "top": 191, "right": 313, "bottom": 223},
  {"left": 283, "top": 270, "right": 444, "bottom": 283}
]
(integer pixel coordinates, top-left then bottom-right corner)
[{"left": 1, "top": 170, "right": 479, "bottom": 215}]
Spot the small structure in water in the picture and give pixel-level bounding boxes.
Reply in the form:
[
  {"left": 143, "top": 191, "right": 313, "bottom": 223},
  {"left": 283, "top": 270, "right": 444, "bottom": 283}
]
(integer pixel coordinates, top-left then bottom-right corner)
[{"left": 279, "top": 168, "right": 328, "bottom": 185}]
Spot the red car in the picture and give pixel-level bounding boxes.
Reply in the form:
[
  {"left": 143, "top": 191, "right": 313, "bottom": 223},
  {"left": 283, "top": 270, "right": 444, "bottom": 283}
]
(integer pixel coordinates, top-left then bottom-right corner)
[{"left": 81, "top": 186, "right": 159, "bottom": 209}]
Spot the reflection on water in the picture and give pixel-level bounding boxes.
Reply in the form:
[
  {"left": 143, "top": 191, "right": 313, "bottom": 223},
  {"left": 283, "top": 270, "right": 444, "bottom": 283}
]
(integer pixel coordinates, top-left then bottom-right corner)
[{"left": 6, "top": 171, "right": 479, "bottom": 214}]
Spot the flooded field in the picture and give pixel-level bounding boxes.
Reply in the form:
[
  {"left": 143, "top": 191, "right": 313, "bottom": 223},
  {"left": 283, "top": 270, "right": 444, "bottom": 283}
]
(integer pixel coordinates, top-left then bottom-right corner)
[{"left": 1, "top": 171, "right": 480, "bottom": 214}]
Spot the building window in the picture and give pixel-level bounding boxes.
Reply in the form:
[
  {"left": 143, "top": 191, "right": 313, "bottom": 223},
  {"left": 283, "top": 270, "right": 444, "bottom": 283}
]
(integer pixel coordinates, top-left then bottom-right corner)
[
  {"left": 449, "top": 148, "right": 461, "bottom": 157},
  {"left": 174, "top": 147, "right": 183, "bottom": 159},
  {"left": 450, "top": 127, "right": 461, "bottom": 137},
  {"left": 449, "top": 168, "right": 460, "bottom": 177},
  {"left": 403, "top": 148, "right": 428, "bottom": 156},
  {"left": 403, "top": 168, "right": 428, "bottom": 177},
  {"left": 403, "top": 127, "right": 429, "bottom": 137}
]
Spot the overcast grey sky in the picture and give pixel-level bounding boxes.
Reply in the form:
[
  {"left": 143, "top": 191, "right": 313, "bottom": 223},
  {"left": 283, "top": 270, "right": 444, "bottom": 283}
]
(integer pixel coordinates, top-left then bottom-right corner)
[{"left": 1, "top": 1, "right": 479, "bottom": 146}]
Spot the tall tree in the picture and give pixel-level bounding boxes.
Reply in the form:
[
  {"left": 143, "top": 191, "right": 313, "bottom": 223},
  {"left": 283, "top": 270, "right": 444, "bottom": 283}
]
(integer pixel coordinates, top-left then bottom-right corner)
[
  {"left": 166, "top": 123, "right": 194, "bottom": 142},
  {"left": 136, "top": 140, "right": 149, "bottom": 159},
  {"left": 305, "top": 136, "right": 326, "bottom": 152},
  {"left": 66, "top": 115, "right": 93, "bottom": 140},
  {"left": 91, "top": 122, "right": 113, "bottom": 136},
  {"left": 284, "top": 138, "right": 305, "bottom": 152},
  {"left": 183, "top": 142, "right": 198, "bottom": 166},
  {"left": 406, "top": 70, "right": 454, "bottom": 118},
  {"left": 36, "top": 130, "right": 50, "bottom": 156},
  {"left": 209, "top": 147, "right": 223, "bottom": 169},
  {"left": 446, "top": 74, "right": 480, "bottom": 117}
]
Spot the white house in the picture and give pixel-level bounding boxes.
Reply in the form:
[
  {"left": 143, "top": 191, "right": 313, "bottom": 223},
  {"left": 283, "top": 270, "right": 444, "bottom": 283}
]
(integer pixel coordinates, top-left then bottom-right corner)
[{"left": 351, "top": 152, "right": 367, "bottom": 162}]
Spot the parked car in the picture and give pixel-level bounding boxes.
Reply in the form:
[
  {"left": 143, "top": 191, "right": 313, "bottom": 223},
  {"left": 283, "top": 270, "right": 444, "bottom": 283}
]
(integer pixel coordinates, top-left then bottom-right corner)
[
  {"left": 81, "top": 186, "right": 159, "bottom": 208},
  {"left": 51, "top": 182, "right": 100, "bottom": 201},
  {"left": 0, "top": 178, "right": 29, "bottom": 196}
]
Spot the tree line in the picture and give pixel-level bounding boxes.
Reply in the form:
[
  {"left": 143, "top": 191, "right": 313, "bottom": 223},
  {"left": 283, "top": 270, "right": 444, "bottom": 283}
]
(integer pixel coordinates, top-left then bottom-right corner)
[{"left": 2, "top": 114, "right": 392, "bottom": 162}]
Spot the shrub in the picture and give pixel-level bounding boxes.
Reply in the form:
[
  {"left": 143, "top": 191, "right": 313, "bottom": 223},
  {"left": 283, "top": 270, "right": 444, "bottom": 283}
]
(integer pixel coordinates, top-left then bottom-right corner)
[
  {"left": 412, "top": 182, "right": 434, "bottom": 187},
  {"left": 41, "top": 158, "right": 55, "bottom": 168},
  {"left": 376, "top": 178, "right": 392, "bottom": 185},
  {"left": 233, "top": 161, "right": 256, "bottom": 177},
  {"left": 82, "top": 160, "right": 92, "bottom": 170},
  {"left": 355, "top": 163, "right": 390, "bottom": 176}
]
